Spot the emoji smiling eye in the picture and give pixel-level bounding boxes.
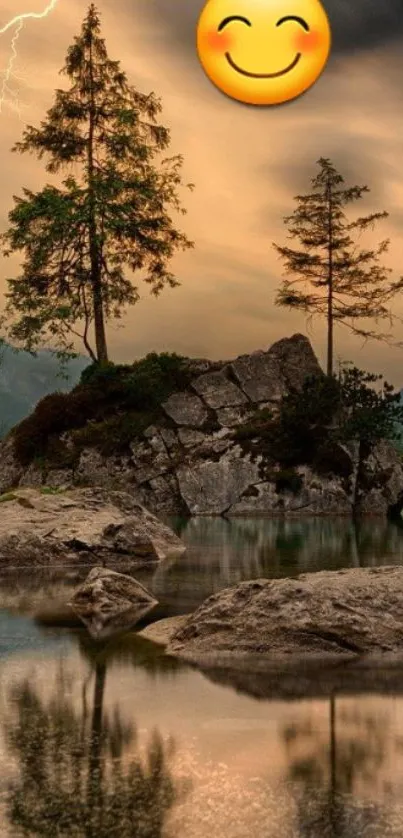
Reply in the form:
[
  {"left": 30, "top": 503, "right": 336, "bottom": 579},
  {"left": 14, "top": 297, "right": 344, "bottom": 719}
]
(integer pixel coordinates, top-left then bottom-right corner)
[
  {"left": 218, "top": 15, "right": 251, "bottom": 30},
  {"left": 276, "top": 15, "right": 309, "bottom": 31}
]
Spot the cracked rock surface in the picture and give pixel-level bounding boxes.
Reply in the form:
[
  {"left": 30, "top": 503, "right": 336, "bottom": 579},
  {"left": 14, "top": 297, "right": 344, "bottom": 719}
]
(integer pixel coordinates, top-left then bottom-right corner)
[
  {"left": 0, "top": 487, "right": 185, "bottom": 566},
  {"left": 167, "top": 566, "right": 403, "bottom": 660}
]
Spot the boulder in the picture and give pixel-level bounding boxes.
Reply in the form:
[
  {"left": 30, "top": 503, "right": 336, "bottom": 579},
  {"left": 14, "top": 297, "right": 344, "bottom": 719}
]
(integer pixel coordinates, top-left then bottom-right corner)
[
  {"left": 191, "top": 369, "right": 249, "bottom": 409},
  {"left": 69, "top": 566, "right": 158, "bottom": 640},
  {"left": 162, "top": 391, "right": 208, "bottom": 427},
  {"left": 227, "top": 467, "right": 353, "bottom": 515},
  {"left": 0, "top": 487, "right": 185, "bottom": 566},
  {"left": 356, "top": 439, "right": 403, "bottom": 515},
  {"left": 176, "top": 446, "right": 261, "bottom": 514},
  {"left": 167, "top": 566, "right": 403, "bottom": 660},
  {"left": 229, "top": 333, "right": 321, "bottom": 403}
]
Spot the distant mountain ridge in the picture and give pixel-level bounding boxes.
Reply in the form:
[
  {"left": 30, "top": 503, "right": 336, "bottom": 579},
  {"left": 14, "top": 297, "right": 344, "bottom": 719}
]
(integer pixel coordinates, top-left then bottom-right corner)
[{"left": 0, "top": 344, "right": 89, "bottom": 437}]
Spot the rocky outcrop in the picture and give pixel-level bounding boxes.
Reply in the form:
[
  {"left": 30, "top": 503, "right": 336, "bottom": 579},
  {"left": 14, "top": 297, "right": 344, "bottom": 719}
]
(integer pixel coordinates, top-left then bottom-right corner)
[
  {"left": 69, "top": 566, "right": 158, "bottom": 639},
  {"left": 167, "top": 566, "right": 403, "bottom": 661},
  {"left": 1, "top": 333, "right": 403, "bottom": 517},
  {"left": 0, "top": 487, "right": 185, "bottom": 566},
  {"left": 356, "top": 440, "right": 403, "bottom": 515}
]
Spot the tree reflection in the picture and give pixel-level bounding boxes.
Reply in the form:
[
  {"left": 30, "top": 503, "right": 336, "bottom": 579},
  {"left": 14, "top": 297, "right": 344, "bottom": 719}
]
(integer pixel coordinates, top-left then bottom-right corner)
[
  {"left": 3, "top": 649, "right": 188, "bottom": 837},
  {"left": 282, "top": 695, "right": 389, "bottom": 837}
]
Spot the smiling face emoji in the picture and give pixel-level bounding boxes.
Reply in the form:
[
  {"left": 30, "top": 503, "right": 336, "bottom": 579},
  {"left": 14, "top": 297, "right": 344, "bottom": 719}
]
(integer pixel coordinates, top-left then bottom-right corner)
[{"left": 196, "top": 0, "right": 331, "bottom": 105}]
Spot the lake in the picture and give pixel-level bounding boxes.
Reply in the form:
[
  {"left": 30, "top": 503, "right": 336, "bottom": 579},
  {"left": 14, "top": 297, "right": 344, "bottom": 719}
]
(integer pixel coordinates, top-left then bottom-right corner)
[{"left": 1, "top": 515, "right": 403, "bottom": 836}]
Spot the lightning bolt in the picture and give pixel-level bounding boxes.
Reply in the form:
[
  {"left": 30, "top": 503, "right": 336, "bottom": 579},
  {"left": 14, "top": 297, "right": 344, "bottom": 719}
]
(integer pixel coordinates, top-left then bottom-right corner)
[{"left": 0, "top": 0, "right": 60, "bottom": 119}]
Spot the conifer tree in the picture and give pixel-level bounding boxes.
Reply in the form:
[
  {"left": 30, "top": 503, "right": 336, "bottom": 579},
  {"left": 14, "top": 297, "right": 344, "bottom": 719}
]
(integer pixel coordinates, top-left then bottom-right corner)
[
  {"left": 273, "top": 158, "right": 403, "bottom": 376},
  {"left": 0, "top": 4, "right": 194, "bottom": 362}
]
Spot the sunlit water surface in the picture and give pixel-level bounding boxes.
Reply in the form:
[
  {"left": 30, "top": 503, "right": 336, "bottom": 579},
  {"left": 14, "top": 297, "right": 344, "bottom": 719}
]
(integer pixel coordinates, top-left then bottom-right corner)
[{"left": 0, "top": 516, "right": 403, "bottom": 837}]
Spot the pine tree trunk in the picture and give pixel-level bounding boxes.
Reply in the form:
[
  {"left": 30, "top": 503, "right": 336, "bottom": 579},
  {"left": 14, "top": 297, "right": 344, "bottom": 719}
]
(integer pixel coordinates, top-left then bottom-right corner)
[
  {"left": 87, "top": 26, "right": 108, "bottom": 364},
  {"left": 327, "top": 182, "right": 334, "bottom": 377}
]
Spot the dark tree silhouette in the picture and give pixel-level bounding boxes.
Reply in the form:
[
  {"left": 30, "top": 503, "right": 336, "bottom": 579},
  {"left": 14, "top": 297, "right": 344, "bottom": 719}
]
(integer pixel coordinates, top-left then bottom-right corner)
[
  {"left": 273, "top": 158, "right": 403, "bottom": 376},
  {"left": 0, "top": 3, "right": 194, "bottom": 363},
  {"left": 2, "top": 645, "right": 188, "bottom": 837},
  {"left": 282, "top": 696, "right": 389, "bottom": 837}
]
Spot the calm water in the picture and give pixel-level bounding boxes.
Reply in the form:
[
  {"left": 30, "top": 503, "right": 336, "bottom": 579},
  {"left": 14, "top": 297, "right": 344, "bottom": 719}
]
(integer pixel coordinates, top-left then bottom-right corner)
[{"left": 1, "top": 516, "right": 403, "bottom": 836}]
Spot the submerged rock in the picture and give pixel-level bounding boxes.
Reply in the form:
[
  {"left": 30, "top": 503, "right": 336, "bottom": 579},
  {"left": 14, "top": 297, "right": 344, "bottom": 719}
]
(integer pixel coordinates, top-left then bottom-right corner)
[
  {"left": 0, "top": 486, "right": 185, "bottom": 566},
  {"left": 167, "top": 566, "right": 403, "bottom": 660},
  {"left": 69, "top": 566, "right": 158, "bottom": 640}
]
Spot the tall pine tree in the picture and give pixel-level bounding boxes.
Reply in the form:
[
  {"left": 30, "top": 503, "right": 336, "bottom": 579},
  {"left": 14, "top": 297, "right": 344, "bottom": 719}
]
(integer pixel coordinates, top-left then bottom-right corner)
[
  {"left": 273, "top": 158, "right": 403, "bottom": 376},
  {"left": 0, "top": 4, "right": 194, "bottom": 362}
]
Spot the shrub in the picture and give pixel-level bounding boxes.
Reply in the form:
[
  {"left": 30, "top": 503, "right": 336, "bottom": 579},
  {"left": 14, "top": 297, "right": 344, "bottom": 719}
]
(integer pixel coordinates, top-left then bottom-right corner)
[
  {"left": 13, "top": 390, "right": 95, "bottom": 466},
  {"left": 80, "top": 352, "right": 190, "bottom": 410},
  {"left": 71, "top": 410, "right": 157, "bottom": 456},
  {"left": 13, "top": 351, "right": 190, "bottom": 466},
  {"left": 266, "top": 468, "right": 303, "bottom": 494}
]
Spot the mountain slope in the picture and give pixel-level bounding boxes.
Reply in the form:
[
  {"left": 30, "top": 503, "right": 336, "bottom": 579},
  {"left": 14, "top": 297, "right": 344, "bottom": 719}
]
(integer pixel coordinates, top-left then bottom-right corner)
[{"left": 0, "top": 344, "right": 89, "bottom": 437}]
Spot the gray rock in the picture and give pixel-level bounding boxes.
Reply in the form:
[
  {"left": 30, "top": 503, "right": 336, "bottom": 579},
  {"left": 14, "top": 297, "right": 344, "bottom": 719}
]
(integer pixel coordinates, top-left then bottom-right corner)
[
  {"left": 177, "top": 428, "right": 206, "bottom": 447},
  {"left": 159, "top": 427, "right": 178, "bottom": 450},
  {"left": 176, "top": 447, "right": 261, "bottom": 514},
  {"left": 168, "top": 565, "right": 403, "bottom": 660},
  {"left": 230, "top": 350, "right": 286, "bottom": 403},
  {"left": 0, "top": 437, "right": 24, "bottom": 493},
  {"left": 191, "top": 369, "right": 249, "bottom": 409},
  {"left": 227, "top": 467, "right": 352, "bottom": 515},
  {"left": 162, "top": 391, "right": 208, "bottom": 427},
  {"left": 3, "top": 334, "right": 403, "bottom": 520},
  {"left": 230, "top": 333, "right": 321, "bottom": 403},
  {"left": 216, "top": 405, "right": 251, "bottom": 427},
  {"left": 69, "top": 566, "right": 158, "bottom": 640},
  {"left": 0, "top": 487, "right": 185, "bottom": 567},
  {"left": 356, "top": 439, "right": 403, "bottom": 515},
  {"left": 268, "top": 332, "right": 323, "bottom": 391}
]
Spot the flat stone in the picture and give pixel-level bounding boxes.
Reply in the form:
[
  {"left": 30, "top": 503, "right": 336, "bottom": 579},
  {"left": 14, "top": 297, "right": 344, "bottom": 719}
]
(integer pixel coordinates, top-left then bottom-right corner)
[
  {"left": 159, "top": 427, "right": 178, "bottom": 450},
  {"left": 162, "top": 391, "right": 208, "bottom": 427},
  {"left": 216, "top": 406, "right": 250, "bottom": 427},
  {"left": 168, "top": 565, "right": 403, "bottom": 659},
  {"left": 230, "top": 333, "right": 321, "bottom": 403},
  {"left": 178, "top": 428, "right": 206, "bottom": 447},
  {"left": 138, "top": 615, "right": 189, "bottom": 645},
  {"left": 0, "top": 487, "right": 185, "bottom": 566},
  {"left": 191, "top": 369, "right": 249, "bottom": 409}
]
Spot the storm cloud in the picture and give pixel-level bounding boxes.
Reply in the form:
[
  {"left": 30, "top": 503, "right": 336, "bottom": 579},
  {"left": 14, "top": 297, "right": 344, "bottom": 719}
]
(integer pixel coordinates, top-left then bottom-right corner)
[{"left": 142, "top": 0, "right": 403, "bottom": 58}]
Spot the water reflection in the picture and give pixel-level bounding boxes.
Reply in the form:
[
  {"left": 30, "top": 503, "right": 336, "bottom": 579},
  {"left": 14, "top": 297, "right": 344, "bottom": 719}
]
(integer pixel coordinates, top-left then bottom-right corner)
[
  {"left": 1, "top": 516, "right": 403, "bottom": 624},
  {"left": 2, "top": 618, "right": 403, "bottom": 837},
  {"left": 282, "top": 697, "right": 397, "bottom": 837},
  {"left": 148, "top": 516, "right": 403, "bottom": 613},
  {"left": 2, "top": 634, "right": 188, "bottom": 838}
]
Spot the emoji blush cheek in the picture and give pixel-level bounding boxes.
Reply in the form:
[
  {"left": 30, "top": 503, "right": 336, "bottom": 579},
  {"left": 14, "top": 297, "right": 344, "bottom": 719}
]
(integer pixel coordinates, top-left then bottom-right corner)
[
  {"left": 204, "top": 29, "right": 233, "bottom": 52},
  {"left": 294, "top": 29, "right": 322, "bottom": 53}
]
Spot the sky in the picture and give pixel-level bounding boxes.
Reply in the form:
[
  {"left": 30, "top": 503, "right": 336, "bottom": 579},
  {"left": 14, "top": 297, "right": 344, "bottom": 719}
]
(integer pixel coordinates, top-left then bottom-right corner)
[{"left": 0, "top": 0, "right": 403, "bottom": 383}]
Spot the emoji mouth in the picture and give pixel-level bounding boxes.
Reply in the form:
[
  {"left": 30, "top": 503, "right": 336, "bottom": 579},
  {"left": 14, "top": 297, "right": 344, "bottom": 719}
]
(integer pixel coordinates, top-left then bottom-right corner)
[{"left": 225, "top": 51, "right": 301, "bottom": 78}]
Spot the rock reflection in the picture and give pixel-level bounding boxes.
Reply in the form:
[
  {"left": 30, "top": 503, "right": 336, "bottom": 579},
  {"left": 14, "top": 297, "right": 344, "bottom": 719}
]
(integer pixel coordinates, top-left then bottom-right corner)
[
  {"left": 2, "top": 644, "right": 188, "bottom": 837},
  {"left": 152, "top": 516, "right": 403, "bottom": 613}
]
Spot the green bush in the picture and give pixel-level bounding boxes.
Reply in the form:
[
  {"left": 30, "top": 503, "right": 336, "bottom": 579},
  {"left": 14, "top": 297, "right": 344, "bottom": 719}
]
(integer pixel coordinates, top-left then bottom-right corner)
[
  {"left": 266, "top": 468, "right": 303, "bottom": 494},
  {"left": 71, "top": 410, "right": 157, "bottom": 456},
  {"left": 13, "top": 352, "right": 191, "bottom": 466},
  {"left": 80, "top": 352, "right": 190, "bottom": 410},
  {"left": 13, "top": 390, "right": 95, "bottom": 466},
  {"left": 234, "top": 367, "right": 403, "bottom": 475}
]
